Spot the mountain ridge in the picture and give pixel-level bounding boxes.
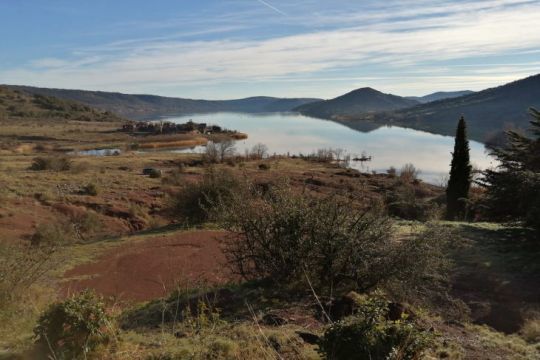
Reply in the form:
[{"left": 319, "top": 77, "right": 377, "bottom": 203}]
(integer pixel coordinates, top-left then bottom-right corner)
[
  {"left": 406, "top": 90, "right": 474, "bottom": 103},
  {"left": 295, "top": 87, "right": 419, "bottom": 119},
  {"left": 4, "top": 85, "right": 321, "bottom": 120},
  {"left": 345, "top": 74, "right": 540, "bottom": 142},
  {"left": 0, "top": 85, "right": 124, "bottom": 123}
]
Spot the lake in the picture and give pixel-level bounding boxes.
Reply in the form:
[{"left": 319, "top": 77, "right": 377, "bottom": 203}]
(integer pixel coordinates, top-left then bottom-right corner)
[{"left": 163, "top": 112, "right": 496, "bottom": 184}]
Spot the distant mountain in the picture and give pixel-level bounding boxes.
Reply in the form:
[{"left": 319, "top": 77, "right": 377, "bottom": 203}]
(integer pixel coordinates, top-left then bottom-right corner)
[
  {"left": 295, "top": 87, "right": 419, "bottom": 120},
  {"left": 5, "top": 85, "right": 320, "bottom": 120},
  {"left": 348, "top": 74, "right": 540, "bottom": 142},
  {"left": 0, "top": 85, "right": 123, "bottom": 123},
  {"left": 406, "top": 90, "right": 474, "bottom": 103}
]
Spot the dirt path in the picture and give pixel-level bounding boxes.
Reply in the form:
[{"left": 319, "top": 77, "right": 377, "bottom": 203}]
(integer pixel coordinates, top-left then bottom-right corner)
[{"left": 61, "top": 230, "right": 233, "bottom": 302}]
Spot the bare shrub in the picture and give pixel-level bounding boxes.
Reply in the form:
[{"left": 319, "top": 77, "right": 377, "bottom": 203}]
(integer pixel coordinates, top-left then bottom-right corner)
[
  {"left": 0, "top": 242, "right": 57, "bottom": 306},
  {"left": 171, "top": 167, "right": 245, "bottom": 224},
  {"left": 31, "top": 222, "right": 74, "bottom": 247},
  {"left": 386, "top": 184, "right": 442, "bottom": 221},
  {"left": 249, "top": 143, "right": 268, "bottom": 160},
  {"left": 387, "top": 166, "right": 397, "bottom": 178},
  {"left": 30, "top": 156, "right": 72, "bottom": 171},
  {"left": 71, "top": 211, "right": 102, "bottom": 242},
  {"left": 212, "top": 181, "right": 452, "bottom": 295},
  {"left": 203, "top": 138, "right": 236, "bottom": 163},
  {"left": 32, "top": 213, "right": 101, "bottom": 245},
  {"left": 162, "top": 166, "right": 185, "bottom": 186},
  {"left": 203, "top": 141, "right": 220, "bottom": 163},
  {"left": 400, "top": 163, "right": 420, "bottom": 182},
  {"left": 0, "top": 242, "right": 59, "bottom": 338}
]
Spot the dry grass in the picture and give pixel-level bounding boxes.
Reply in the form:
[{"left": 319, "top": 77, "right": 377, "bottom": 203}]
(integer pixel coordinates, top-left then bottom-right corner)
[{"left": 521, "top": 317, "right": 540, "bottom": 344}]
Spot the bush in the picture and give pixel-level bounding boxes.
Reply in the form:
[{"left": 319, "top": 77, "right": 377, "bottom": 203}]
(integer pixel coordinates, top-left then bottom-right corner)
[
  {"left": 318, "top": 296, "right": 433, "bottom": 360},
  {"left": 213, "top": 181, "right": 453, "bottom": 295},
  {"left": 34, "top": 290, "right": 113, "bottom": 359},
  {"left": 249, "top": 143, "right": 268, "bottom": 160},
  {"left": 203, "top": 138, "right": 236, "bottom": 163},
  {"left": 30, "top": 156, "right": 72, "bottom": 171},
  {"left": 143, "top": 168, "right": 162, "bottom": 178},
  {"left": 82, "top": 183, "right": 98, "bottom": 196},
  {"left": 399, "top": 163, "right": 420, "bottom": 182},
  {"left": 149, "top": 169, "right": 162, "bottom": 178},
  {"left": 72, "top": 211, "right": 102, "bottom": 242},
  {"left": 32, "top": 214, "right": 101, "bottom": 245},
  {"left": 521, "top": 317, "right": 540, "bottom": 344},
  {"left": 31, "top": 222, "right": 73, "bottom": 247},
  {"left": 0, "top": 242, "right": 57, "bottom": 306},
  {"left": 386, "top": 184, "right": 441, "bottom": 221},
  {"left": 171, "top": 167, "right": 245, "bottom": 223},
  {"left": 162, "top": 166, "right": 184, "bottom": 186}
]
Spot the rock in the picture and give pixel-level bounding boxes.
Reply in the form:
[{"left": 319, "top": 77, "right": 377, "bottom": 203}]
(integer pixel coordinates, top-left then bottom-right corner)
[
  {"left": 261, "top": 313, "right": 288, "bottom": 326},
  {"left": 296, "top": 331, "right": 320, "bottom": 345},
  {"left": 305, "top": 177, "right": 325, "bottom": 186},
  {"left": 320, "top": 291, "right": 365, "bottom": 321},
  {"left": 174, "top": 331, "right": 188, "bottom": 338},
  {"left": 386, "top": 302, "right": 415, "bottom": 321}
]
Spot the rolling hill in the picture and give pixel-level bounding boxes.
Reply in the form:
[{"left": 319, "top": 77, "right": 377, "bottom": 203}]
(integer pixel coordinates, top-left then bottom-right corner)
[
  {"left": 5, "top": 85, "right": 320, "bottom": 120},
  {"left": 0, "top": 85, "right": 124, "bottom": 123},
  {"left": 406, "top": 90, "right": 474, "bottom": 103},
  {"left": 350, "top": 74, "right": 540, "bottom": 142},
  {"left": 295, "top": 87, "right": 419, "bottom": 119}
]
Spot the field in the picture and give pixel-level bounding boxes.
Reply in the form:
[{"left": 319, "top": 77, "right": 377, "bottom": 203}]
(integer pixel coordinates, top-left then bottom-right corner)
[{"left": 1, "top": 148, "right": 538, "bottom": 358}]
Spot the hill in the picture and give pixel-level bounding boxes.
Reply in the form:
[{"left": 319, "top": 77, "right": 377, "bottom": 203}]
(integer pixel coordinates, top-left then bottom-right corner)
[
  {"left": 406, "top": 90, "right": 474, "bottom": 103},
  {"left": 353, "top": 74, "right": 540, "bottom": 142},
  {"left": 5, "top": 85, "right": 320, "bottom": 119},
  {"left": 0, "top": 85, "right": 124, "bottom": 123},
  {"left": 295, "top": 87, "right": 419, "bottom": 119}
]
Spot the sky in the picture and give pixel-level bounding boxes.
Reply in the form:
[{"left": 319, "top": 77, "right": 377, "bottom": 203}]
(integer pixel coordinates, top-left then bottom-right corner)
[{"left": 1, "top": 0, "right": 539, "bottom": 99}]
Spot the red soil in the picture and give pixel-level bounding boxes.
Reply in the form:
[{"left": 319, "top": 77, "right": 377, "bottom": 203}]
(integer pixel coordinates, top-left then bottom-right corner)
[{"left": 61, "top": 230, "right": 233, "bottom": 302}]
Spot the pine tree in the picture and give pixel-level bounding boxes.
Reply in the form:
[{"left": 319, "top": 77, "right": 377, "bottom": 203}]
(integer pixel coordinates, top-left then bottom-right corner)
[
  {"left": 446, "top": 116, "right": 472, "bottom": 220},
  {"left": 482, "top": 108, "right": 540, "bottom": 233}
]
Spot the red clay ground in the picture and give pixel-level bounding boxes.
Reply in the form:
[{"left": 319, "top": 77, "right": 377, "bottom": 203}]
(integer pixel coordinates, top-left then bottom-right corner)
[{"left": 61, "top": 230, "right": 233, "bottom": 302}]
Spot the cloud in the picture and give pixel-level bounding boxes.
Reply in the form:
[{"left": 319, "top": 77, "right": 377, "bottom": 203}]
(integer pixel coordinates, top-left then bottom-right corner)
[
  {"left": 256, "top": 0, "right": 287, "bottom": 16},
  {"left": 2, "top": 0, "right": 540, "bottom": 97}
]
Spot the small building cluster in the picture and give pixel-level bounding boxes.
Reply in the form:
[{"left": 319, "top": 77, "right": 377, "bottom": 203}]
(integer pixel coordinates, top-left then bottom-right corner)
[{"left": 121, "top": 120, "right": 224, "bottom": 135}]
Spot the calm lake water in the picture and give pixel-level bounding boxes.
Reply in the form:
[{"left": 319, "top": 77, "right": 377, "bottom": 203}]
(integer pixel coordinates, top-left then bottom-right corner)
[{"left": 163, "top": 112, "right": 495, "bottom": 184}]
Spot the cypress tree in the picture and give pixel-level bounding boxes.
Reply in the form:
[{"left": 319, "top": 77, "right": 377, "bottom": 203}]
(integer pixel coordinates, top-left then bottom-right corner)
[{"left": 446, "top": 116, "right": 472, "bottom": 220}]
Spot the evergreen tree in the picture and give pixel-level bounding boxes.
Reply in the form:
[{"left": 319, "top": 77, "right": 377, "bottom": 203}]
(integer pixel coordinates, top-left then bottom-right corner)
[
  {"left": 446, "top": 116, "right": 472, "bottom": 220},
  {"left": 482, "top": 108, "right": 540, "bottom": 233}
]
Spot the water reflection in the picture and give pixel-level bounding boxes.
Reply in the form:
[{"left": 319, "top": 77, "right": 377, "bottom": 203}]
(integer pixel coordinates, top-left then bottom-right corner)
[{"left": 162, "top": 112, "right": 495, "bottom": 184}]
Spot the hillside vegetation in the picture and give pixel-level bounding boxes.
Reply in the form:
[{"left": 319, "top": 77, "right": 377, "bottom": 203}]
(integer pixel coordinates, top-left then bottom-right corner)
[
  {"left": 295, "top": 87, "right": 419, "bottom": 119},
  {"left": 5, "top": 85, "right": 321, "bottom": 119},
  {"left": 406, "top": 90, "right": 474, "bottom": 103},
  {"left": 0, "top": 86, "right": 123, "bottom": 123},
  {"left": 349, "top": 74, "right": 540, "bottom": 142}
]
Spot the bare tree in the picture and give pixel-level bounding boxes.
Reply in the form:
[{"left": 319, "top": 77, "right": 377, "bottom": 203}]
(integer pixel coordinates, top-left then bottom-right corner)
[
  {"left": 249, "top": 143, "right": 268, "bottom": 159},
  {"left": 203, "top": 141, "right": 220, "bottom": 163},
  {"left": 217, "top": 139, "right": 236, "bottom": 162}
]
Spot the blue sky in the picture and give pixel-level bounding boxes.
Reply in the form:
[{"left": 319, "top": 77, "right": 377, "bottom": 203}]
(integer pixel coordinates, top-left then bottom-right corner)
[{"left": 1, "top": 0, "right": 539, "bottom": 99}]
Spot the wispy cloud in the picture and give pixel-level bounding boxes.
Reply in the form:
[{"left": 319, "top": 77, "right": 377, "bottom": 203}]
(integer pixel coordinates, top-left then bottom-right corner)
[
  {"left": 2, "top": 0, "right": 539, "bottom": 97},
  {"left": 256, "top": 0, "right": 287, "bottom": 16}
]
